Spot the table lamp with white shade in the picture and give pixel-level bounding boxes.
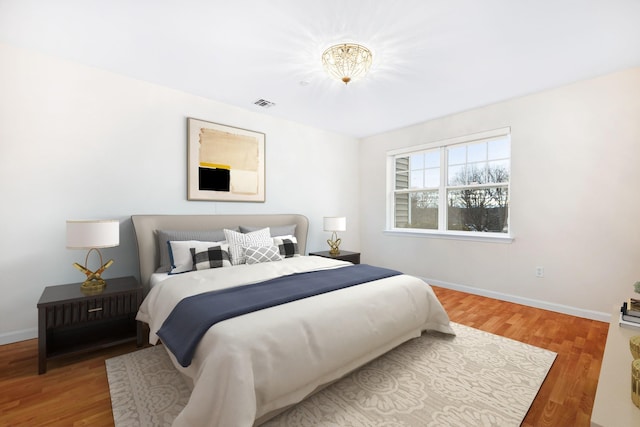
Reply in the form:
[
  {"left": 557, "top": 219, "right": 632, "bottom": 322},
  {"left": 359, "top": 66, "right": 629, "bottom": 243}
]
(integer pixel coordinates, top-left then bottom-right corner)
[
  {"left": 323, "top": 216, "right": 346, "bottom": 255},
  {"left": 66, "top": 219, "right": 119, "bottom": 292}
]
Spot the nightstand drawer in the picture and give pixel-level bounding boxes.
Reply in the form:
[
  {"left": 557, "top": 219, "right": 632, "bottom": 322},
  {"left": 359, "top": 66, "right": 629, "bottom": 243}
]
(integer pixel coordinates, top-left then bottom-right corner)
[{"left": 44, "top": 293, "right": 140, "bottom": 329}]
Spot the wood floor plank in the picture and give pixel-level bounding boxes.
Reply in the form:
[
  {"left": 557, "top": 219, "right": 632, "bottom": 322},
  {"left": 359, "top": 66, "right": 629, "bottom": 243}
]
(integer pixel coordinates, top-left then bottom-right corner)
[{"left": 0, "top": 286, "right": 608, "bottom": 426}]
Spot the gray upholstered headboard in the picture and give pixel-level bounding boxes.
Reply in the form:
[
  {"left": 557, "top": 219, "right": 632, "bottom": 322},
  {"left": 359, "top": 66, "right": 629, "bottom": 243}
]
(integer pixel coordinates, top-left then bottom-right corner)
[{"left": 131, "top": 214, "right": 309, "bottom": 290}]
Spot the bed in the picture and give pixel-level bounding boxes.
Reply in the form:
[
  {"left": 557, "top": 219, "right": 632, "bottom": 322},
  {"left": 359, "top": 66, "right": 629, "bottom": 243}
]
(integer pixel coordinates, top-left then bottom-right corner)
[{"left": 132, "top": 213, "right": 454, "bottom": 427}]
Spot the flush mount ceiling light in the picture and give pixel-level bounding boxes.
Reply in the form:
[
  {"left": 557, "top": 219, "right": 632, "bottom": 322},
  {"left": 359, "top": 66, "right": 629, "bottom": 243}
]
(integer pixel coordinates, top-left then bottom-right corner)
[{"left": 322, "top": 43, "right": 372, "bottom": 85}]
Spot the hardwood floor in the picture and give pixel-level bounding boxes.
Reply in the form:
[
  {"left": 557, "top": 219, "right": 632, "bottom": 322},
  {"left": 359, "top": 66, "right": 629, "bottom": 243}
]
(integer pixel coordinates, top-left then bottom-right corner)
[
  {"left": 0, "top": 287, "right": 608, "bottom": 426},
  {"left": 0, "top": 338, "right": 142, "bottom": 427},
  {"left": 432, "top": 286, "right": 609, "bottom": 427}
]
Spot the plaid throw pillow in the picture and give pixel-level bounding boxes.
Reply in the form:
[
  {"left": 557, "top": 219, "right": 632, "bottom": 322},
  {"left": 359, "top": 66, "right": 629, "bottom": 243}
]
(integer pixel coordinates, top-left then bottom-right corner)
[
  {"left": 169, "top": 240, "right": 225, "bottom": 274},
  {"left": 273, "top": 236, "right": 300, "bottom": 258},
  {"left": 191, "top": 245, "right": 231, "bottom": 270}
]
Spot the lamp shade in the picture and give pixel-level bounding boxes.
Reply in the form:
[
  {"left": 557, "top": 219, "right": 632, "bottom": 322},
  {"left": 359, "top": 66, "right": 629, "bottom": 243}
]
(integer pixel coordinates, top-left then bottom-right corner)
[
  {"left": 66, "top": 220, "right": 119, "bottom": 249},
  {"left": 323, "top": 217, "right": 346, "bottom": 232}
]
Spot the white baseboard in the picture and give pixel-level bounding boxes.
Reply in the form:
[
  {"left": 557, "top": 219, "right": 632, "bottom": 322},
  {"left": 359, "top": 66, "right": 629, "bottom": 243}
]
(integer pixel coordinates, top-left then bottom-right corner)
[
  {"left": 0, "top": 328, "right": 37, "bottom": 346},
  {"left": 424, "top": 277, "right": 611, "bottom": 323}
]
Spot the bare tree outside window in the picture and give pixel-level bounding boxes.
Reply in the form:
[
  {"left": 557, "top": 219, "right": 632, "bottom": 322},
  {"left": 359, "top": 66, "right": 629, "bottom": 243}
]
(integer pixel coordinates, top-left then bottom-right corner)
[{"left": 447, "top": 164, "right": 509, "bottom": 233}]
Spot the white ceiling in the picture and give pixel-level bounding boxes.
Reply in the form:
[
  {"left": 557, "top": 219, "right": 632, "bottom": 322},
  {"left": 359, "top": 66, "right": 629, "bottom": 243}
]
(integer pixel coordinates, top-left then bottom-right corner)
[{"left": 1, "top": 0, "right": 639, "bottom": 138}]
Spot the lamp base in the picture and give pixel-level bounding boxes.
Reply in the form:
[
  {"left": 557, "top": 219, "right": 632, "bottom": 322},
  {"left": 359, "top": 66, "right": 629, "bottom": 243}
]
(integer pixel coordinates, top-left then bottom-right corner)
[
  {"left": 327, "top": 232, "right": 342, "bottom": 255},
  {"left": 72, "top": 248, "right": 114, "bottom": 294},
  {"left": 81, "top": 278, "right": 107, "bottom": 294}
]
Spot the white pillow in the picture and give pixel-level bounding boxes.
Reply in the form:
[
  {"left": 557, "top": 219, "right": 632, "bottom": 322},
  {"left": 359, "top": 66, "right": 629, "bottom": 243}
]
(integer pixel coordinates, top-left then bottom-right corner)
[
  {"left": 224, "top": 228, "right": 273, "bottom": 265},
  {"left": 245, "top": 245, "right": 283, "bottom": 265},
  {"left": 168, "top": 240, "right": 225, "bottom": 274}
]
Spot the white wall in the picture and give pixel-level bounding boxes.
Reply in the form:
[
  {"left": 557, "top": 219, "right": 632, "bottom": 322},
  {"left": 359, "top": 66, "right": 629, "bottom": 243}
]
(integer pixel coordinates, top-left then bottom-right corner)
[
  {"left": 360, "top": 67, "right": 640, "bottom": 320},
  {"left": 2, "top": 41, "right": 638, "bottom": 345},
  {"left": 0, "top": 43, "right": 360, "bottom": 344}
]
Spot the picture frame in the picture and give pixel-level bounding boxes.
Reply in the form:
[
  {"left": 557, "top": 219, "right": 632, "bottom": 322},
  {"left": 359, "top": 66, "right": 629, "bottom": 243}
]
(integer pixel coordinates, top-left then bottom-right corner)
[{"left": 187, "top": 117, "right": 265, "bottom": 202}]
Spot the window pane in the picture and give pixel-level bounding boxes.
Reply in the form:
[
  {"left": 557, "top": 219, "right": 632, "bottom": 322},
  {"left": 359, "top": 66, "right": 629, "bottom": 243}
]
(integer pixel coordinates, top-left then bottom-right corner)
[
  {"left": 467, "top": 163, "right": 487, "bottom": 184},
  {"left": 410, "top": 153, "right": 424, "bottom": 170},
  {"left": 488, "top": 137, "right": 510, "bottom": 160},
  {"left": 395, "top": 156, "right": 409, "bottom": 190},
  {"left": 394, "top": 193, "right": 410, "bottom": 227},
  {"left": 448, "top": 146, "right": 466, "bottom": 165},
  {"left": 425, "top": 150, "right": 439, "bottom": 168},
  {"left": 425, "top": 168, "right": 440, "bottom": 187},
  {"left": 395, "top": 171, "right": 408, "bottom": 190},
  {"left": 413, "top": 191, "right": 438, "bottom": 209},
  {"left": 447, "top": 187, "right": 509, "bottom": 233},
  {"left": 487, "top": 160, "right": 510, "bottom": 183},
  {"left": 448, "top": 164, "right": 466, "bottom": 185},
  {"left": 467, "top": 142, "right": 486, "bottom": 163},
  {"left": 410, "top": 169, "right": 423, "bottom": 188},
  {"left": 395, "top": 191, "right": 438, "bottom": 229},
  {"left": 407, "top": 191, "right": 439, "bottom": 229},
  {"left": 395, "top": 156, "right": 409, "bottom": 172}
]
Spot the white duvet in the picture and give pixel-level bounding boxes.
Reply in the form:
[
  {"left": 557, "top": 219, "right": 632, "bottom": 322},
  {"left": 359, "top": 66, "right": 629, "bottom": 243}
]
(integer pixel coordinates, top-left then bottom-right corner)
[{"left": 136, "top": 256, "right": 454, "bottom": 427}]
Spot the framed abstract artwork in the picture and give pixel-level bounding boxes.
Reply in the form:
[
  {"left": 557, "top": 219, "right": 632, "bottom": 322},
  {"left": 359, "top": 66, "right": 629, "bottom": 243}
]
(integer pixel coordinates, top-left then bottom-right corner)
[{"left": 187, "top": 118, "right": 265, "bottom": 202}]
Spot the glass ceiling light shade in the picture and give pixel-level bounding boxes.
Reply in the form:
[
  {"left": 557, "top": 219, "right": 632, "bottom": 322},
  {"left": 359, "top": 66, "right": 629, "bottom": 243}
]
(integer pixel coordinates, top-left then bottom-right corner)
[
  {"left": 66, "top": 219, "right": 119, "bottom": 292},
  {"left": 322, "top": 43, "right": 372, "bottom": 85}
]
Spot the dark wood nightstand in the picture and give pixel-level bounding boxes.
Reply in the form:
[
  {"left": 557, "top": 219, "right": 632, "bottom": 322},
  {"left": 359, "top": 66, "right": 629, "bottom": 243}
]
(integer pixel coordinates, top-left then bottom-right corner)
[
  {"left": 37, "top": 276, "right": 143, "bottom": 374},
  {"left": 309, "top": 250, "right": 361, "bottom": 264}
]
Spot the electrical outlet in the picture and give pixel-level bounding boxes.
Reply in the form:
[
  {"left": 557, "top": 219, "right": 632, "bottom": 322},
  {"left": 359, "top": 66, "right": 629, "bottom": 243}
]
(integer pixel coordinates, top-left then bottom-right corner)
[{"left": 535, "top": 267, "right": 544, "bottom": 278}]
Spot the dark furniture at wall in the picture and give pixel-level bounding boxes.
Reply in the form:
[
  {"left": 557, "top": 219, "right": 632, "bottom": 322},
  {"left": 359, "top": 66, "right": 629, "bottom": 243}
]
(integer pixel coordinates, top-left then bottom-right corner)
[
  {"left": 37, "top": 276, "right": 143, "bottom": 374},
  {"left": 309, "top": 250, "right": 361, "bottom": 264}
]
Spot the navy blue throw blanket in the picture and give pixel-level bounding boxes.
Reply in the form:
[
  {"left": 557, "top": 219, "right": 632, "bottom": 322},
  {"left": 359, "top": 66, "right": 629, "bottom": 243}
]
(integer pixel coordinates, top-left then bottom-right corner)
[{"left": 157, "top": 264, "right": 402, "bottom": 367}]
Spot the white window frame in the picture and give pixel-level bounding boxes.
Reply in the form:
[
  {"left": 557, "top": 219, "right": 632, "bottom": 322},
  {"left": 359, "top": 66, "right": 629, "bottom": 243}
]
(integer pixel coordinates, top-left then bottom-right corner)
[{"left": 386, "top": 127, "right": 513, "bottom": 243}]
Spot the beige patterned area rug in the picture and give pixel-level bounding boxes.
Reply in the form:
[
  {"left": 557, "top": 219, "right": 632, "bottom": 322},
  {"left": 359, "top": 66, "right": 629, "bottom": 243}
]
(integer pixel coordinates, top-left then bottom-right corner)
[{"left": 106, "top": 323, "right": 556, "bottom": 427}]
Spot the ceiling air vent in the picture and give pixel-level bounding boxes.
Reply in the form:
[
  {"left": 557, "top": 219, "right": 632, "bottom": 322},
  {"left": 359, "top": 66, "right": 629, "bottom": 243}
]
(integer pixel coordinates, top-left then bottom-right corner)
[{"left": 254, "top": 99, "right": 276, "bottom": 109}]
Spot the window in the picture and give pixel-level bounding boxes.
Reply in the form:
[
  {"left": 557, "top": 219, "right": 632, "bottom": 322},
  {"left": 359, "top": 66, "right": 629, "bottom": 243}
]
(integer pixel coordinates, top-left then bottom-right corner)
[{"left": 388, "top": 128, "right": 510, "bottom": 237}]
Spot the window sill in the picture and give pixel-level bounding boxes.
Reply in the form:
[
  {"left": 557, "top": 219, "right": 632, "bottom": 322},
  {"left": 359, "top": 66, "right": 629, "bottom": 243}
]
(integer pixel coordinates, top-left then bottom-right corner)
[{"left": 384, "top": 229, "right": 514, "bottom": 243}]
